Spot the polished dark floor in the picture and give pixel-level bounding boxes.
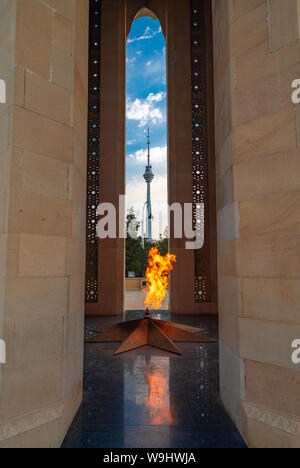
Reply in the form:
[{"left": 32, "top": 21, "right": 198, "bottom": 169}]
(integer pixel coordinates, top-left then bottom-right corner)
[{"left": 62, "top": 311, "right": 246, "bottom": 448}]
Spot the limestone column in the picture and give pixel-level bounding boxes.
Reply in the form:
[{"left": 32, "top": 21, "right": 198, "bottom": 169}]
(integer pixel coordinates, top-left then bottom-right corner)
[
  {"left": 167, "top": 0, "right": 218, "bottom": 315},
  {"left": 214, "top": 0, "right": 300, "bottom": 448},
  {"left": 0, "top": 0, "right": 89, "bottom": 448},
  {"left": 86, "top": 0, "right": 126, "bottom": 315}
]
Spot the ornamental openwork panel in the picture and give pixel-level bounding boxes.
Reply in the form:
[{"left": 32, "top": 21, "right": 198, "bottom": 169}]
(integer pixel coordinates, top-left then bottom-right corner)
[
  {"left": 86, "top": 0, "right": 101, "bottom": 303},
  {"left": 191, "top": 0, "right": 211, "bottom": 303}
]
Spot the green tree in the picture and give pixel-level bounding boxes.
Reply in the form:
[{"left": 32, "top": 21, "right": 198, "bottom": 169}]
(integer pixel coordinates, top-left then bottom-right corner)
[
  {"left": 157, "top": 226, "right": 169, "bottom": 256},
  {"left": 125, "top": 207, "right": 143, "bottom": 277}
]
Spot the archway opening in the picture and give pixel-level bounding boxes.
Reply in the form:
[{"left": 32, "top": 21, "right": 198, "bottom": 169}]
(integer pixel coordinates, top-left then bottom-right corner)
[{"left": 124, "top": 16, "right": 168, "bottom": 313}]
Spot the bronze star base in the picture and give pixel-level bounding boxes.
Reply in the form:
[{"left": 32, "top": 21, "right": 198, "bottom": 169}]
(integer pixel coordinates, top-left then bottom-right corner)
[{"left": 86, "top": 310, "right": 216, "bottom": 355}]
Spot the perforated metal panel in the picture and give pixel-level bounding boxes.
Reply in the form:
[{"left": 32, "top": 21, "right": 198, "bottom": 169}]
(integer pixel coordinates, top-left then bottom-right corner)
[
  {"left": 191, "top": 0, "right": 211, "bottom": 303},
  {"left": 86, "top": 0, "right": 101, "bottom": 303}
]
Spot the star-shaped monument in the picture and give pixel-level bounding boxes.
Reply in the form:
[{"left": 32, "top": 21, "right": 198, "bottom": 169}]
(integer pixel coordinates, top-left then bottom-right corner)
[{"left": 86, "top": 309, "right": 216, "bottom": 355}]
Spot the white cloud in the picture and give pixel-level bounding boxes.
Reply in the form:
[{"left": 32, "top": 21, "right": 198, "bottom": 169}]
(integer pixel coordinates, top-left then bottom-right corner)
[
  {"left": 126, "top": 57, "right": 136, "bottom": 64},
  {"left": 146, "top": 61, "right": 152, "bottom": 66},
  {"left": 128, "top": 25, "right": 162, "bottom": 44},
  {"left": 127, "top": 92, "right": 166, "bottom": 127},
  {"left": 147, "top": 92, "right": 166, "bottom": 102},
  {"left": 127, "top": 174, "right": 168, "bottom": 239},
  {"left": 129, "top": 146, "right": 167, "bottom": 165}
]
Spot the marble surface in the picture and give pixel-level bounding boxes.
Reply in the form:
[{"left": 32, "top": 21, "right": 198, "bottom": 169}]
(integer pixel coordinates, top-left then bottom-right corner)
[{"left": 62, "top": 312, "right": 246, "bottom": 448}]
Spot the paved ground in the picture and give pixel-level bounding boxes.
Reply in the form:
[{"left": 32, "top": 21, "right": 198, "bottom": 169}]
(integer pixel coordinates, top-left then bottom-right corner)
[{"left": 62, "top": 311, "right": 246, "bottom": 448}]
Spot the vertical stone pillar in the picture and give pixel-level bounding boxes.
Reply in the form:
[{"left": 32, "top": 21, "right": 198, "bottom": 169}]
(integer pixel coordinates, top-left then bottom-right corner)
[
  {"left": 86, "top": 0, "right": 126, "bottom": 316},
  {"left": 167, "top": 0, "right": 217, "bottom": 315},
  {"left": 0, "top": 0, "right": 89, "bottom": 448},
  {"left": 214, "top": 0, "right": 300, "bottom": 448}
]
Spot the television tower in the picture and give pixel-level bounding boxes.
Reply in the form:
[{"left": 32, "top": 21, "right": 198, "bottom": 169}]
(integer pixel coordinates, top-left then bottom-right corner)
[{"left": 143, "top": 128, "right": 154, "bottom": 241}]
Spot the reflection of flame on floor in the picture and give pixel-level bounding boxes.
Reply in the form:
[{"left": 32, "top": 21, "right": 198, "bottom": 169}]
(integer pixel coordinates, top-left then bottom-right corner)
[{"left": 146, "top": 370, "right": 177, "bottom": 425}]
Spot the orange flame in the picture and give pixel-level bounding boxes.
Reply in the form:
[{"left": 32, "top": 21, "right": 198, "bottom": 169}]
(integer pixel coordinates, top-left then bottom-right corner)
[
  {"left": 144, "top": 247, "right": 176, "bottom": 310},
  {"left": 146, "top": 370, "right": 177, "bottom": 425}
]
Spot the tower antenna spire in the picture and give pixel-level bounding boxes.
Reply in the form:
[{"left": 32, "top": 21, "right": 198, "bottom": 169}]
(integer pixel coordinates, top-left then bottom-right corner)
[
  {"left": 143, "top": 127, "right": 154, "bottom": 241},
  {"left": 147, "top": 127, "right": 150, "bottom": 166}
]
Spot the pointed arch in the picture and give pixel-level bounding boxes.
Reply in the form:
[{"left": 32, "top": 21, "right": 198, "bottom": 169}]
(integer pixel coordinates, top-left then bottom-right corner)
[
  {"left": 133, "top": 7, "right": 157, "bottom": 22},
  {"left": 126, "top": 1, "right": 166, "bottom": 37}
]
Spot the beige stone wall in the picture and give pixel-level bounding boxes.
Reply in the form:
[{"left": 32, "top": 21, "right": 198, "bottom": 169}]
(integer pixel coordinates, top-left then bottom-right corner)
[
  {"left": 214, "top": 0, "right": 300, "bottom": 448},
  {"left": 0, "top": 0, "right": 88, "bottom": 448}
]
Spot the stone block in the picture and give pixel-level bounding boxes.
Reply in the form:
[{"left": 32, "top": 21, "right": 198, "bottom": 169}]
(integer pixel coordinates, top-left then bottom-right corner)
[
  {"left": 296, "top": 105, "right": 300, "bottom": 147},
  {"left": 14, "top": 317, "right": 64, "bottom": 367},
  {"left": 234, "top": 107, "right": 296, "bottom": 164},
  {"left": 0, "top": 192, "right": 8, "bottom": 234},
  {"left": 8, "top": 191, "right": 73, "bottom": 238},
  {"left": 13, "top": 66, "right": 25, "bottom": 108},
  {"left": 2, "top": 321, "right": 15, "bottom": 369},
  {"left": 15, "top": 150, "right": 69, "bottom": 199},
  {"left": 62, "top": 343, "right": 83, "bottom": 403},
  {"left": 68, "top": 275, "right": 85, "bottom": 319},
  {"left": 67, "top": 166, "right": 85, "bottom": 210},
  {"left": 218, "top": 201, "right": 240, "bottom": 245},
  {"left": 53, "top": 13, "right": 73, "bottom": 55},
  {"left": 15, "top": 0, "right": 52, "bottom": 78},
  {"left": 239, "top": 191, "right": 300, "bottom": 240},
  {"left": 214, "top": 63, "right": 232, "bottom": 154},
  {"left": 232, "top": 0, "right": 265, "bottom": 22},
  {"left": 235, "top": 236, "right": 300, "bottom": 278},
  {"left": 269, "top": 0, "right": 300, "bottom": 51},
  {"left": 217, "top": 168, "right": 233, "bottom": 211},
  {"left": 212, "top": 0, "right": 230, "bottom": 89},
  {"left": 66, "top": 239, "right": 85, "bottom": 277},
  {"left": 0, "top": 234, "right": 7, "bottom": 279},
  {"left": 5, "top": 277, "right": 69, "bottom": 321},
  {"left": 43, "top": 0, "right": 76, "bottom": 22},
  {"left": 0, "top": 419, "right": 61, "bottom": 448},
  {"left": 51, "top": 46, "right": 74, "bottom": 91},
  {"left": 60, "top": 379, "right": 82, "bottom": 439},
  {"left": 13, "top": 107, "right": 73, "bottom": 163},
  {"left": 18, "top": 233, "right": 66, "bottom": 277},
  {"left": 239, "top": 317, "right": 300, "bottom": 370},
  {"left": 0, "top": 33, "right": 14, "bottom": 74},
  {"left": 231, "top": 72, "right": 284, "bottom": 128},
  {"left": 0, "top": 149, "right": 10, "bottom": 194},
  {"left": 219, "top": 340, "right": 245, "bottom": 427},
  {"left": 218, "top": 276, "right": 241, "bottom": 354},
  {"left": 233, "top": 149, "right": 300, "bottom": 201},
  {"left": 0, "top": 111, "right": 11, "bottom": 153},
  {"left": 235, "top": 39, "right": 278, "bottom": 92},
  {"left": 0, "top": 1, "right": 15, "bottom": 48},
  {"left": 0, "top": 361, "right": 62, "bottom": 420},
  {"left": 25, "top": 71, "right": 70, "bottom": 124},
  {"left": 5, "top": 233, "right": 19, "bottom": 278},
  {"left": 242, "top": 278, "right": 300, "bottom": 324},
  {"left": 72, "top": 137, "right": 87, "bottom": 182},
  {"left": 245, "top": 360, "right": 300, "bottom": 416},
  {"left": 278, "top": 38, "right": 300, "bottom": 71},
  {"left": 240, "top": 404, "right": 295, "bottom": 448},
  {"left": 216, "top": 131, "right": 233, "bottom": 179},
  {"left": 230, "top": 3, "right": 268, "bottom": 58},
  {"left": 218, "top": 239, "right": 237, "bottom": 277}
]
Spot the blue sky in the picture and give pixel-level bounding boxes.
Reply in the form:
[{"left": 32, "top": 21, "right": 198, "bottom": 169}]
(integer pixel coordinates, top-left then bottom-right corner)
[{"left": 126, "top": 17, "right": 167, "bottom": 239}]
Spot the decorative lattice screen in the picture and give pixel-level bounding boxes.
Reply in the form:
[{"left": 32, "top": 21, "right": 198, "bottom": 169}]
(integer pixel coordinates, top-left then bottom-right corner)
[
  {"left": 85, "top": 0, "right": 101, "bottom": 303},
  {"left": 191, "top": 0, "right": 211, "bottom": 303}
]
